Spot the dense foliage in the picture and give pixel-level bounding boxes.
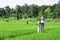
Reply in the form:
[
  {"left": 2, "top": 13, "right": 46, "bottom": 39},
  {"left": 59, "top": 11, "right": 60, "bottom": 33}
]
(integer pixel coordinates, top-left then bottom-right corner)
[{"left": 0, "top": 1, "right": 60, "bottom": 20}]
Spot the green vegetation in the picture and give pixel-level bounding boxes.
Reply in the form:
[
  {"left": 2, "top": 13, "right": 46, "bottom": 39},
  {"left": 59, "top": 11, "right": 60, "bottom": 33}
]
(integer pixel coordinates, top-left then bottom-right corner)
[
  {"left": 0, "top": 0, "right": 60, "bottom": 40},
  {"left": 0, "top": 1, "right": 60, "bottom": 19},
  {"left": 0, "top": 19, "right": 60, "bottom": 40}
]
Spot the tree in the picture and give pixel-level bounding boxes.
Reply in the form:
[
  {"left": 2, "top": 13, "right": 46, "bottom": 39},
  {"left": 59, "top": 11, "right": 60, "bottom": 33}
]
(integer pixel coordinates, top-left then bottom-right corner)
[
  {"left": 55, "top": 1, "right": 60, "bottom": 18},
  {"left": 9, "top": 8, "right": 16, "bottom": 20},
  {"left": 4, "top": 6, "right": 11, "bottom": 18},
  {"left": 15, "top": 5, "right": 21, "bottom": 20},
  {"left": 44, "top": 7, "right": 51, "bottom": 19},
  {"left": 38, "top": 5, "right": 48, "bottom": 18},
  {"left": 38, "top": 11, "right": 43, "bottom": 18},
  {"left": 20, "top": 4, "right": 29, "bottom": 18},
  {"left": 29, "top": 4, "right": 39, "bottom": 18},
  {"left": 0, "top": 8, "right": 5, "bottom": 17}
]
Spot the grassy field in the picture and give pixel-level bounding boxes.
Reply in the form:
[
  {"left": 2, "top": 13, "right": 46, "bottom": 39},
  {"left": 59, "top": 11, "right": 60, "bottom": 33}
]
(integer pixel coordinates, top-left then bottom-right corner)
[{"left": 0, "top": 19, "right": 60, "bottom": 40}]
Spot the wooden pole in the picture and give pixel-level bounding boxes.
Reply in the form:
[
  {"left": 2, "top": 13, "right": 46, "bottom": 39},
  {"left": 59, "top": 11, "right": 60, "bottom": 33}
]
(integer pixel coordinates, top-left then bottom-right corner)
[{"left": 26, "top": 18, "right": 28, "bottom": 24}]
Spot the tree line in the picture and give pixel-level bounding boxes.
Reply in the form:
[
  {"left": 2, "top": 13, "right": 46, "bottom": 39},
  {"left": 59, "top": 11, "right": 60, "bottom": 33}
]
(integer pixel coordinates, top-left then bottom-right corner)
[{"left": 0, "top": 1, "right": 60, "bottom": 20}]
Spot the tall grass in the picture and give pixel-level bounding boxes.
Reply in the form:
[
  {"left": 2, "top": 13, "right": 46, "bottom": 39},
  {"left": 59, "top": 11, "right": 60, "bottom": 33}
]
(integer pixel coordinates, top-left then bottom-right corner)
[{"left": 0, "top": 19, "right": 60, "bottom": 40}]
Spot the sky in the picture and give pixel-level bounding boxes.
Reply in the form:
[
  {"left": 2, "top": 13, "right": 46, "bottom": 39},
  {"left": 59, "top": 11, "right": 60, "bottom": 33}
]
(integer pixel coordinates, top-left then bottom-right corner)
[{"left": 0, "top": 0, "right": 59, "bottom": 8}]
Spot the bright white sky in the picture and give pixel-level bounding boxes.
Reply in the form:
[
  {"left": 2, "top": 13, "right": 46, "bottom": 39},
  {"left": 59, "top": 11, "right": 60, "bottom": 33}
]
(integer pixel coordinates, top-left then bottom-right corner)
[{"left": 0, "top": 0, "right": 59, "bottom": 8}]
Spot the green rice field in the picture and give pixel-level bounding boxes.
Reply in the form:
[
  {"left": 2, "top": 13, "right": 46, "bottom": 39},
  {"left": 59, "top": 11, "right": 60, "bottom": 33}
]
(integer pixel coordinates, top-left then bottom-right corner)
[{"left": 0, "top": 19, "right": 60, "bottom": 40}]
